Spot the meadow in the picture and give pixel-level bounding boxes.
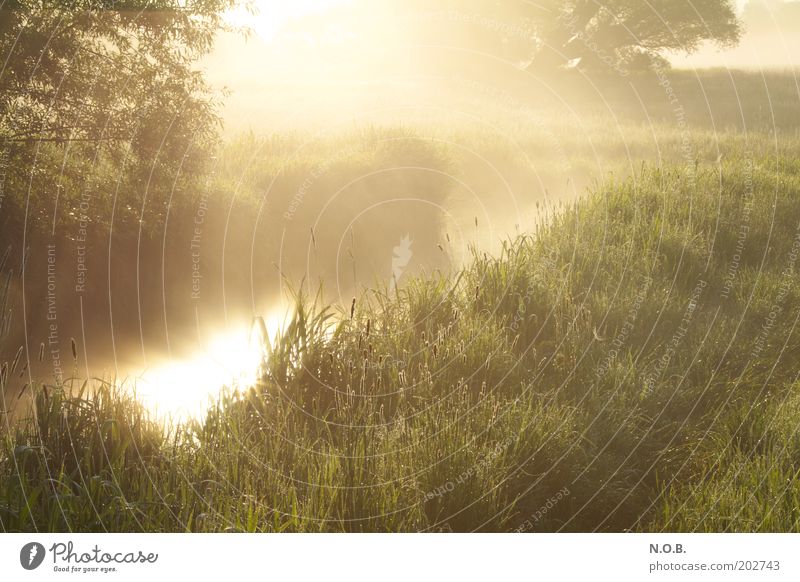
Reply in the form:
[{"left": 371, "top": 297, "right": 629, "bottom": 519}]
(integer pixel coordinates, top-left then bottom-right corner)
[{"left": 2, "top": 70, "right": 800, "bottom": 532}]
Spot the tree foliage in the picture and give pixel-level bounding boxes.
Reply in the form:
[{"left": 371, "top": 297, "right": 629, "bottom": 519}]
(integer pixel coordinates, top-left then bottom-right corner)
[
  {"left": 399, "top": 0, "right": 741, "bottom": 73},
  {"left": 0, "top": 0, "right": 237, "bottom": 229},
  {"left": 524, "top": 0, "right": 742, "bottom": 72}
]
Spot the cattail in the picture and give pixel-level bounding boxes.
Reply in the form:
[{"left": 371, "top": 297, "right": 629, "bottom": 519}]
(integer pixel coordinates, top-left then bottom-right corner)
[
  {"left": 71, "top": 338, "right": 78, "bottom": 360},
  {"left": 475, "top": 285, "right": 480, "bottom": 300},
  {"left": 437, "top": 244, "right": 444, "bottom": 252},
  {"left": 366, "top": 319, "right": 370, "bottom": 337},
  {"left": 10, "top": 345, "right": 22, "bottom": 373},
  {"left": 350, "top": 298, "right": 356, "bottom": 319},
  {"left": 38, "top": 342, "right": 45, "bottom": 362},
  {"left": 446, "top": 233, "right": 450, "bottom": 243}
]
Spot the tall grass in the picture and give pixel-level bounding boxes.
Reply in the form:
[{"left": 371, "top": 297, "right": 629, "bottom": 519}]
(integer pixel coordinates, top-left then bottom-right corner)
[{"left": 2, "top": 149, "right": 800, "bottom": 532}]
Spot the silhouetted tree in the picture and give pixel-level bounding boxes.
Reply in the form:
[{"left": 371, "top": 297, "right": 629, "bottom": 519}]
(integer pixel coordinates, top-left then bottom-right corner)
[
  {"left": 389, "top": 0, "right": 740, "bottom": 73},
  {"left": 526, "top": 0, "right": 741, "bottom": 72}
]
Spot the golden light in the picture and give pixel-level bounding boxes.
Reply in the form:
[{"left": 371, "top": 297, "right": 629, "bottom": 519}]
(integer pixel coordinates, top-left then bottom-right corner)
[
  {"left": 132, "top": 311, "right": 285, "bottom": 422},
  {"left": 225, "top": 0, "right": 354, "bottom": 42}
]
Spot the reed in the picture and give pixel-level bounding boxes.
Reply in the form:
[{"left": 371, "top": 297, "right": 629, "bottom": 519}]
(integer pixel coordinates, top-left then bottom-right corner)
[{"left": 2, "top": 144, "right": 800, "bottom": 532}]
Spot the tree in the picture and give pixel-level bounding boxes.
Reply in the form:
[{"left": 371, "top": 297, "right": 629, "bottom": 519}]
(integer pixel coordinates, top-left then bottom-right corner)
[
  {"left": 525, "top": 0, "right": 741, "bottom": 73},
  {"left": 0, "top": 0, "right": 239, "bottom": 229},
  {"left": 380, "top": 0, "right": 740, "bottom": 73}
]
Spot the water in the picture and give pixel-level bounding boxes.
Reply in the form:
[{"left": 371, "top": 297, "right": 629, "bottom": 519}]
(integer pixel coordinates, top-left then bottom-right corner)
[{"left": 129, "top": 310, "right": 285, "bottom": 422}]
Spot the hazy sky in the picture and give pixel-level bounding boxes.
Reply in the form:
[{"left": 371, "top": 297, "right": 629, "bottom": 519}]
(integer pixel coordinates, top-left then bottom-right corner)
[
  {"left": 209, "top": 1, "right": 800, "bottom": 81},
  {"left": 204, "top": 0, "right": 800, "bottom": 130},
  {"left": 209, "top": 0, "right": 800, "bottom": 82},
  {"left": 683, "top": 0, "right": 800, "bottom": 68}
]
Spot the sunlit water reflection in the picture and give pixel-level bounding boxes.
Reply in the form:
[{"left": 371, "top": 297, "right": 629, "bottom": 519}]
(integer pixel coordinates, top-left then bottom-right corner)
[{"left": 130, "top": 311, "right": 286, "bottom": 423}]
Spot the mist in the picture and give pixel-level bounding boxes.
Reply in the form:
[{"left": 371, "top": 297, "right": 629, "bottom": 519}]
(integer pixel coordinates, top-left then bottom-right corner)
[{"left": 5, "top": 0, "right": 800, "bottom": 416}]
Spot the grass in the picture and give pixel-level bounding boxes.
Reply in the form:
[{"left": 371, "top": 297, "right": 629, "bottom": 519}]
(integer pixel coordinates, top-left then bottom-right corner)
[
  {"left": 6, "top": 67, "right": 799, "bottom": 363},
  {"left": 3, "top": 140, "right": 800, "bottom": 531}
]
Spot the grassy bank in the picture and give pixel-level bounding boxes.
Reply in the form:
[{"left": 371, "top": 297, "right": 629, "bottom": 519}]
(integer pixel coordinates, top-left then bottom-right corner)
[
  {"left": 2, "top": 148, "right": 800, "bottom": 532},
  {"left": 5, "top": 68, "right": 797, "bottom": 375}
]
